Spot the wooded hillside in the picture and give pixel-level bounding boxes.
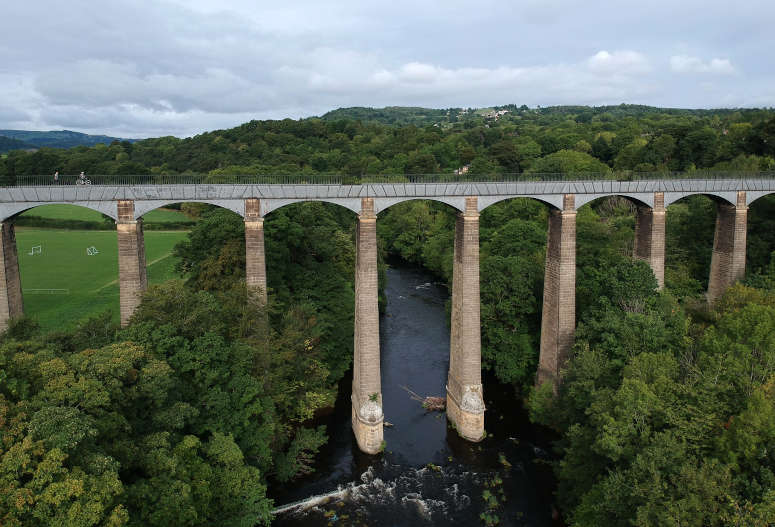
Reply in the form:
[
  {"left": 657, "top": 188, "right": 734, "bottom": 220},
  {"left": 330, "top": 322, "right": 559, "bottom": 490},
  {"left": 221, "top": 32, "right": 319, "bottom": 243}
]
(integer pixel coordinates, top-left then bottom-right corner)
[{"left": 1, "top": 105, "right": 773, "bottom": 178}]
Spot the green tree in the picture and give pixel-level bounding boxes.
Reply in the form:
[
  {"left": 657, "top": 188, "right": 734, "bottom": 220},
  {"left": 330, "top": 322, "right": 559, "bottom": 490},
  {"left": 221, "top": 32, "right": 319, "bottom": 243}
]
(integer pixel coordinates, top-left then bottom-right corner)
[{"left": 528, "top": 149, "right": 611, "bottom": 174}]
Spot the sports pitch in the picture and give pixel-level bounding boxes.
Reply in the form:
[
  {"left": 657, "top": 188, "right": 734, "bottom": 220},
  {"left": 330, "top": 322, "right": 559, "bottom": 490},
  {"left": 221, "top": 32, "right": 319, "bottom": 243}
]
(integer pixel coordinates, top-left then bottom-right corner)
[
  {"left": 16, "top": 228, "right": 188, "bottom": 330},
  {"left": 19, "top": 203, "right": 188, "bottom": 223}
]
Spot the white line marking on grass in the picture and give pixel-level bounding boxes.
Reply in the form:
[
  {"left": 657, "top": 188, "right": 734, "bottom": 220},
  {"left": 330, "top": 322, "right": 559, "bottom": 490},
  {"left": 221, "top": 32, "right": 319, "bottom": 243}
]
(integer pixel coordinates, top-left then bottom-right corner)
[{"left": 92, "top": 252, "right": 176, "bottom": 292}]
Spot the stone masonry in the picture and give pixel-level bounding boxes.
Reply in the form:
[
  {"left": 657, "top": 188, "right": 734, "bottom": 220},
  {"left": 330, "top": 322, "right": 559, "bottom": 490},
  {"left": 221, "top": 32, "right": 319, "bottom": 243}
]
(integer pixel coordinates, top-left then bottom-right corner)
[
  {"left": 351, "top": 197, "right": 384, "bottom": 454},
  {"left": 244, "top": 198, "right": 268, "bottom": 308},
  {"left": 447, "top": 196, "right": 485, "bottom": 441},
  {"left": 117, "top": 200, "right": 147, "bottom": 326},
  {"left": 0, "top": 223, "right": 23, "bottom": 331},
  {"left": 633, "top": 192, "right": 666, "bottom": 289},
  {"left": 537, "top": 194, "right": 577, "bottom": 390},
  {"left": 707, "top": 191, "right": 747, "bottom": 303}
]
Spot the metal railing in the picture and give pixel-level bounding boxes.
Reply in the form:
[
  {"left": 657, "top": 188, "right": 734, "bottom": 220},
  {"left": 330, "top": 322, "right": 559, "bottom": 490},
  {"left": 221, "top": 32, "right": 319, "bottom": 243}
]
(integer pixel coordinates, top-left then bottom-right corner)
[{"left": 5, "top": 171, "right": 775, "bottom": 187}]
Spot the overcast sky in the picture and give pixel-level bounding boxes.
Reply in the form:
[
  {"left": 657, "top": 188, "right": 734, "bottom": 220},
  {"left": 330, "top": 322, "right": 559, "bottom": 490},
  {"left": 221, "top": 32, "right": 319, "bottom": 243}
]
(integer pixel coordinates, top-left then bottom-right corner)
[{"left": 1, "top": 0, "right": 773, "bottom": 138}]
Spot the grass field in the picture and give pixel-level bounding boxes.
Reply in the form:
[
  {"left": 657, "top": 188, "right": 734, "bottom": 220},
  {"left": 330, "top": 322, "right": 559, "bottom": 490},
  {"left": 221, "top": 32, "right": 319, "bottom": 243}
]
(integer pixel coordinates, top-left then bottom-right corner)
[
  {"left": 19, "top": 204, "right": 189, "bottom": 223},
  {"left": 16, "top": 228, "right": 188, "bottom": 330}
]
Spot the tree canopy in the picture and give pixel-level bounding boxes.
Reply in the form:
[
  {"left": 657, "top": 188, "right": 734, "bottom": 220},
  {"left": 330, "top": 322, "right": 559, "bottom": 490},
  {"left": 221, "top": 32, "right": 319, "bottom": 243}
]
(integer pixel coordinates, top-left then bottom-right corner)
[
  {"left": 2, "top": 105, "right": 774, "bottom": 180},
  {"left": 2, "top": 105, "right": 775, "bottom": 525}
]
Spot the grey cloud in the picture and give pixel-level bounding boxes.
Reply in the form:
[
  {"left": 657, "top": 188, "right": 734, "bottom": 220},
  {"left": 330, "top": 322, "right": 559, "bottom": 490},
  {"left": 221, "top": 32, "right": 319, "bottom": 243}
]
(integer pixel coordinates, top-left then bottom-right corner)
[
  {"left": 1, "top": 0, "right": 774, "bottom": 138},
  {"left": 0, "top": 106, "right": 32, "bottom": 124},
  {"left": 670, "top": 56, "right": 735, "bottom": 75},
  {"left": 35, "top": 61, "right": 276, "bottom": 113}
]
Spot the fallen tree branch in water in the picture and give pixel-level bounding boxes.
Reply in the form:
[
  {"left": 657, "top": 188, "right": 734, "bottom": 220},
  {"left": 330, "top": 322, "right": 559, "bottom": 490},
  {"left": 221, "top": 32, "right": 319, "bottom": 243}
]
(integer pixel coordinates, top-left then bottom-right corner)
[{"left": 400, "top": 385, "right": 446, "bottom": 411}]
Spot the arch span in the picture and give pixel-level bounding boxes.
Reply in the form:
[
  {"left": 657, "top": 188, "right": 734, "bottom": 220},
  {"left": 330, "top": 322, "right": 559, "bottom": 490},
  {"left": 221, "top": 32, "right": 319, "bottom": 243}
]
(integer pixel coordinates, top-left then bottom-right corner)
[
  {"left": 134, "top": 199, "right": 245, "bottom": 219},
  {"left": 374, "top": 196, "right": 465, "bottom": 215},
  {"left": 574, "top": 193, "right": 653, "bottom": 210},
  {"left": 478, "top": 194, "right": 563, "bottom": 213},
  {"left": 0, "top": 202, "right": 118, "bottom": 222},
  {"left": 747, "top": 190, "right": 775, "bottom": 207},
  {"left": 664, "top": 191, "right": 736, "bottom": 208},
  {"left": 262, "top": 198, "right": 362, "bottom": 216}
]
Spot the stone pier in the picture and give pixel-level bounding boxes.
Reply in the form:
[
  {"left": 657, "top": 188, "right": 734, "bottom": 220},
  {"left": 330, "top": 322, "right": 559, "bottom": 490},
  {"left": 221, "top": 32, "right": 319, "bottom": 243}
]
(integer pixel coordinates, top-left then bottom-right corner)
[
  {"left": 244, "top": 198, "right": 268, "bottom": 308},
  {"left": 633, "top": 192, "right": 666, "bottom": 289},
  {"left": 0, "top": 223, "right": 23, "bottom": 331},
  {"left": 707, "top": 191, "right": 747, "bottom": 303},
  {"left": 446, "top": 196, "right": 485, "bottom": 441},
  {"left": 117, "top": 200, "right": 147, "bottom": 326},
  {"left": 537, "top": 194, "right": 577, "bottom": 390},
  {"left": 351, "top": 197, "right": 384, "bottom": 454}
]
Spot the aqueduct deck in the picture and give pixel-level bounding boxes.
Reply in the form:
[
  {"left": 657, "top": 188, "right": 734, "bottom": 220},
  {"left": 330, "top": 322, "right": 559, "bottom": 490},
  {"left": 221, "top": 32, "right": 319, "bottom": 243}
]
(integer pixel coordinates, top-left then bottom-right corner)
[
  {"left": 1, "top": 174, "right": 773, "bottom": 453},
  {"left": 1, "top": 177, "right": 774, "bottom": 220}
]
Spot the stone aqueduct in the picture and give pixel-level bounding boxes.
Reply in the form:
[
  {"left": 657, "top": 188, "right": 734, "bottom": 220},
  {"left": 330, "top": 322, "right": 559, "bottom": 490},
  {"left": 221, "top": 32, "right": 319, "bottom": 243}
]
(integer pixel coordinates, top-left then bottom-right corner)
[{"left": 0, "top": 177, "right": 774, "bottom": 454}]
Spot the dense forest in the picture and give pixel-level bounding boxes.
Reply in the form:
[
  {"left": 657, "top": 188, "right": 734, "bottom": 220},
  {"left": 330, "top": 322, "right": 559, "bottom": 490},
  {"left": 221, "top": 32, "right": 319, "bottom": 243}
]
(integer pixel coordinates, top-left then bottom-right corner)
[
  {"left": 1, "top": 105, "right": 775, "bottom": 178},
  {"left": 0, "top": 136, "right": 35, "bottom": 154},
  {"left": 0, "top": 201, "right": 359, "bottom": 526},
  {"left": 2, "top": 105, "right": 775, "bottom": 525}
]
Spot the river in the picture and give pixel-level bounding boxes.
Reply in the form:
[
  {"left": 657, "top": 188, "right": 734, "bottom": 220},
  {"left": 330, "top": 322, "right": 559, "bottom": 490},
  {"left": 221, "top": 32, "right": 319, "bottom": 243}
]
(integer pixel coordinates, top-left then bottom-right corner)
[{"left": 272, "top": 266, "right": 560, "bottom": 526}]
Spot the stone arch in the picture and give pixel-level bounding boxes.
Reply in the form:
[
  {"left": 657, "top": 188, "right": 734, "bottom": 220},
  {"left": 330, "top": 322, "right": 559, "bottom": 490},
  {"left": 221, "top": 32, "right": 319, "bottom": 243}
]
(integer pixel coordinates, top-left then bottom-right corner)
[
  {"left": 742, "top": 191, "right": 775, "bottom": 275},
  {"left": 574, "top": 193, "right": 653, "bottom": 210},
  {"left": 747, "top": 190, "right": 775, "bottom": 207},
  {"left": 374, "top": 196, "right": 465, "bottom": 215},
  {"left": 0, "top": 201, "right": 118, "bottom": 222},
  {"left": 663, "top": 191, "right": 736, "bottom": 208},
  {"left": 134, "top": 199, "right": 245, "bottom": 219},
  {"left": 262, "top": 198, "right": 362, "bottom": 216},
  {"left": 478, "top": 194, "right": 563, "bottom": 213},
  {"left": 663, "top": 192, "right": 727, "bottom": 295}
]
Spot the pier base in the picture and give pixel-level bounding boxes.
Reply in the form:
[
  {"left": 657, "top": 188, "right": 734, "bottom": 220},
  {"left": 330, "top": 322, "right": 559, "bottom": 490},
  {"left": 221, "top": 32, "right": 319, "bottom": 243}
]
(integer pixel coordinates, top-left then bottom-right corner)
[
  {"left": 352, "top": 198, "right": 384, "bottom": 454},
  {"left": 634, "top": 192, "right": 666, "bottom": 289},
  {"left": 707, "top": 191, "right": 747, "bottom": 303},
  {"left": 537, "top": 195, "right": 576, "bottom": 391},
  {"left": 117, "top": 200, "right": 147, "bottom": 327},
  {"left": 446, "top": 197, "right": 484, "bottom": 442},
  {"left": 0, "top": 223, "right": 23, "bottom": 331},
  {"left": 245, "top": 198, "right": 268, "bottom": 309}
]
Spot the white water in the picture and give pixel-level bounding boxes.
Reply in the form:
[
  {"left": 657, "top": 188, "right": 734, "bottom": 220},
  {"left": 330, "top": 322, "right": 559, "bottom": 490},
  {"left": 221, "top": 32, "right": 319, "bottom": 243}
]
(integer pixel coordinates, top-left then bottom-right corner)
[{"left": 274, "top": 464, "right": 475, "bottom": 524}]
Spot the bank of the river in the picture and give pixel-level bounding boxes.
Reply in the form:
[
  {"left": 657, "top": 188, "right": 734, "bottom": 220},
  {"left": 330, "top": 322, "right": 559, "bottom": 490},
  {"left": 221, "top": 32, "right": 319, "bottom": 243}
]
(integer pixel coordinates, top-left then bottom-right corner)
[{"left": 272, "top": 266, "right": 561, "bottom": 526}]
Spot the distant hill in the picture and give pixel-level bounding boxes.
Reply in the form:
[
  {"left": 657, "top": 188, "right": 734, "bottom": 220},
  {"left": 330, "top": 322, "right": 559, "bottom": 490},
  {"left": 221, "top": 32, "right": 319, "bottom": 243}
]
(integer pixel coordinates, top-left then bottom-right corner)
[
  {"left": 2, "top": 104, "right": 773, "bottom": 177},
  {"left": 318, "top": 106, "right": 461, "bottom": 126},
  {"left": 316, "top": 104, "right": 750, "bottom": 128},
  {"left": 0, "top": 136, "right": 36, "bottom": 154},
  {"left": 0, "top": 130, "right": 134, "bottom": 150}
]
